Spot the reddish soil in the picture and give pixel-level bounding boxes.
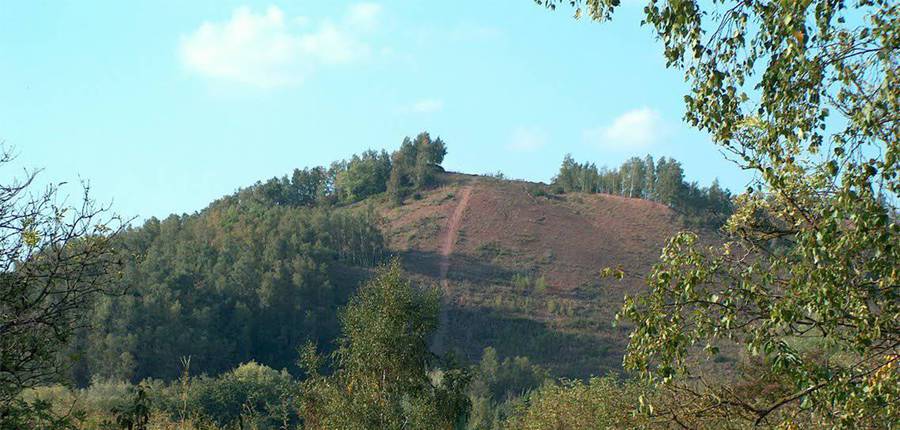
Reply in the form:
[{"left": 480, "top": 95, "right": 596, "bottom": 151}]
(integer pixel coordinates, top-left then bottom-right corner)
[
  {"left": 378, "top": 173, "right": 709, "bottom": 375},
  {"left": 438, "top": 185, "right": 473, "bottom": 282},
  {"left": 387, "top": 175, "right": 682, "bottom": 291},
  {"left": 431, "top": 185, "right": 473, "bottom": 353}
]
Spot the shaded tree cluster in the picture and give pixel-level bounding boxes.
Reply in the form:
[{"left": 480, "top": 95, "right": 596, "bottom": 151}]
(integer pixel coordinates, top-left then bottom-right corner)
[
  {"left": 66, "top": 196, "right": 388, "bottom": 384},
  {"left": 387, "top": 132, "right": 448, "bottom": 205}
]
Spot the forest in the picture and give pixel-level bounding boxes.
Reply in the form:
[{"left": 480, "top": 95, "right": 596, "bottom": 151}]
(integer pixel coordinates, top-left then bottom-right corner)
[{"left": 2, "top": 0, "right": 898, "bottom": 428}]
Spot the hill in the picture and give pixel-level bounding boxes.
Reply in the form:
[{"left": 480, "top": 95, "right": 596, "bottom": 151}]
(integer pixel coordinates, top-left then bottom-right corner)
[
  {"left": 379, "top": 172, "right": 694, "bottom": 376},
  {"left": 65, "top": 137, "right": 729, "bottom": 383}
]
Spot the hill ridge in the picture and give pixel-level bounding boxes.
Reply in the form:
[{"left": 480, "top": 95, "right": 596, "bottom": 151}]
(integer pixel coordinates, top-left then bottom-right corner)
[{"left": 380, "top": 173, "right": 700, "bottom": 376}]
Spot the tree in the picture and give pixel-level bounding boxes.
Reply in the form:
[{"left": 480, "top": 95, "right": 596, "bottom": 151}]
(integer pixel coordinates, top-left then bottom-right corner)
[
  {"left": 653, "top": 157, "right": 684, "bottom": 207},
  {"left": 620, "top": 157, "right": 647, "bottom": 198},
  {"left": 181, "top": 361, "right": 296, "bottom": 428},
  {"left": 413, "top": 133, "right": 440, "bottom": 190},
  {"left": 539, "top": 0, "right": 899, "bottom": 426},
  {"left": 553, "top": 154, "right": 578, "bottom": 192},
  {"left": 291, "top": 166, "right": 331, "bottom": 206},
  {"left": 389, "top": 136, "right": 419, "bottom": 205},
  {"left": 642, "top": 155, "right": 656, "bottom": 200},
  {"left": 0, "top": 149, "right": 124, "bottom": 420},
  {"left": 299, "top": 260, "right": 470, "bottom": 429},
  {"left": 333, "top": 150, "right": 392, "bottom": 204},
  {"left": 387, "top": 133, "right": 449, "bottom": 205},
  {"left": 552, "top": 154, "right": 730, "bottom": 226},
  {"left": 70, "top": 199, "right": 388, "bottom": 383}
]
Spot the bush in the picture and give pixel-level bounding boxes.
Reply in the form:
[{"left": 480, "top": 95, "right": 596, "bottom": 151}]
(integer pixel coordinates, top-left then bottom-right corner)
[
  {"left": 511, "top": 274, "right": 531, "bottom": 291},
  {"left": 526, "top": 184, "right": 548, "bottom": 198},
  {"left": 502, "top": 377, "right": 650, "bottom": 430},
  {"left": 170, "top": 361, "right": 296, "bottom": 428}
]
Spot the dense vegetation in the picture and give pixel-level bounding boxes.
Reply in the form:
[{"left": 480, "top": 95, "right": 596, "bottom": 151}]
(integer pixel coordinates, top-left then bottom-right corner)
[
  {"left": 66, "top": 202, "right": 386, "bottom": 384},
  {"left": 20, "top": 264, "right": 558, "bottom": 430},
  {"left": 65, "top": 136, "right": 739, "bottom": 389},
  {"left": 0, "top": 149, "right": 126, "bottom": 426},
  {"left": 297, "top": 261, "right": 468, "bottom": 429},
  {"left": 3, "top": 130, "right": 742, "bottom": 429},
  {"left": 242, "top": 131, "right": 446, "bottom": 208},
  {"left": 63, "top": 132, "right": 451, "bottom": 386}
]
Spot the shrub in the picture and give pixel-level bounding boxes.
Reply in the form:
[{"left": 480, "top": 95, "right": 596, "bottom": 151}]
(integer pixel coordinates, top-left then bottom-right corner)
[
  {"left": 502, "top": 377, "right": 650, "bottom": 430},
  {"left": 511, "top": 274, "right": 531, "bottom": 291}
]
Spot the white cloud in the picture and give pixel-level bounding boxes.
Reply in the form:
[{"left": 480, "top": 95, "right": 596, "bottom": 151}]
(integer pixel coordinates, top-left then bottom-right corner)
[
  {"left": 179, "top": 4, "right": 380, "bottom": 88},
  {"left": 347, "top": 3, "right": 382, "bottom": 31},
  {"left": 507, "top": 127, "right": 548, "bottom": 153},
  {"left": 584, "top": 107, "right": 667, "bottom": 150},
  {"left": 410, "top": 99, "right": 444, "bottom": 114}
]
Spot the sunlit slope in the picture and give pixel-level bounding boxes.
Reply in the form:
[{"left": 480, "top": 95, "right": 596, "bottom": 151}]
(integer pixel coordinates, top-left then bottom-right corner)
[{"left": 378, "top": 173, "right": 694, "bottom": 377}]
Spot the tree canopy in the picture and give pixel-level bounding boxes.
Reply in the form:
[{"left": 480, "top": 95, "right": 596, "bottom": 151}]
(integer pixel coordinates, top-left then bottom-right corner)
[
  {"left": 67, "top": 197, "right": 388, "bottom": 384},
  {"left": 388, "top": 132, "right": 448, "bottom": 205},
  {"left": 298, "top": 260, "right": 470, "bottom": 430}
]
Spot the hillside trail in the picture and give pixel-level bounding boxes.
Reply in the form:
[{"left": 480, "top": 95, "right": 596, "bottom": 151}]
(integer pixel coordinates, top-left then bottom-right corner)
[{"left": 433, "top": 185, "right": 473, "bottom": 354}]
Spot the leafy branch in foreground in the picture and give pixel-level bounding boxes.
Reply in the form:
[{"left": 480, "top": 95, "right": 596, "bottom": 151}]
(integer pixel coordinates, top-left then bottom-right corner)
[
  {"left": 0, "top": 148, "right": 126, "bottom": 424},
  {"left": 539, "top": 0, "right": 898, "bottom": 427}
]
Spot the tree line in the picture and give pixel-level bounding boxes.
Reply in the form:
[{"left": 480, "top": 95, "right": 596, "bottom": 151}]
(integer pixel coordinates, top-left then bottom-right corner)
[
  {"left": 553, "top": 154, "right": 733, "bottom": 227},
  {"left": 246, "top": 131, "right": 447, "bottom": 208}
]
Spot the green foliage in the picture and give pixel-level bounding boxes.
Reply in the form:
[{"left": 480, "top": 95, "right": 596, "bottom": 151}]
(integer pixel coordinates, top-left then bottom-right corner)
[
  {"left": 334, "top": 149, "right": 392, "bottom": 204},
  {"left": 0, "top": 397, "right": 81, "bottom": 430},
  {"left": 466, "top": 347, "right": 550, "bottom": 430},
  {"left": 387, "top": 132, "right": 448, "bottom": 205},
  {"left": 23, "top": 361, "right": 297, "bottom": 430},
  {"left": 62, "top": 138, "right": 446, "bottom": 385},
  {"left": 413, "top": 132, "right": 446, "bottom": 190},
  {"left": 539, "top": 0, "right": 900, "bottom": 426},
  {"left": 298, "top": 260, "right": 470, "bottom": 429},
  {"left": 110, "top": 384, "right": 151, "bottom": 430},
  {"left": 165, "top": 361, "right": 296, "bottom": 428},
  {"left": 525, "top": 183, "right": 548, "bottom": 198},
  {"left": 68, "top": 197, "right": 387, "bottom": 383},
  {"left": 474, "top": 348, "right": 549, "bottom": 405},
  {"left": 510, "top": 273, "right": 531, "bottom": 291},
  {"left": 250, "top": 166, "right": 331, "bottom": 207},
  {"left": 247, "top": 148, "right": 390, "bottom": 207},
  {"left": 501, "top": 377, "right": 651, "bottom": 430}
]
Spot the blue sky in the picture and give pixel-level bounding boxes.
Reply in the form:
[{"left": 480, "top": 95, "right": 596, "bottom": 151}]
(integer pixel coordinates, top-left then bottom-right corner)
[{"left": 1, "top": 0, "right": 751, "bottom": 221}]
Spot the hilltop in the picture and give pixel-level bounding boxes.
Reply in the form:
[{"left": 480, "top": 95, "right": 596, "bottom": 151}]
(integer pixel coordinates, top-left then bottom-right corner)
[
  {"left": 377, "top": 172, "right": 696, "bottom": 376},
  {"left": 65, "top": 136, "right": 730, "bottom": 383}
]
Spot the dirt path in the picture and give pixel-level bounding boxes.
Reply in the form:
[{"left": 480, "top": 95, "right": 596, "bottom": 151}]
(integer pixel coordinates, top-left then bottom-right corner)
[{"left": 433, "top": 185, "right": 473, "bottom": 353}]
